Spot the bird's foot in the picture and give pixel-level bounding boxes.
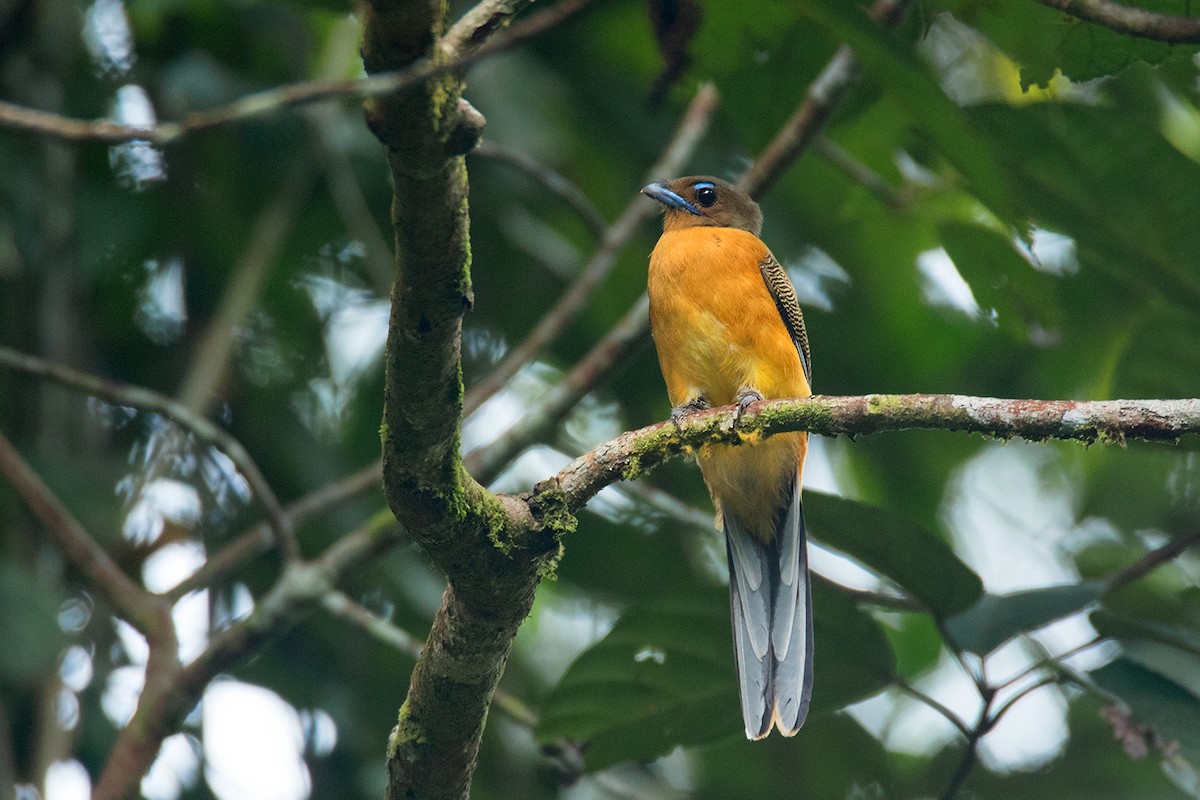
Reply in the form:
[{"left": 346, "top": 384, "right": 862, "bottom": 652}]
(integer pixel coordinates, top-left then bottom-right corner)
[
  {"left": 670, "top": 397, "right": 712, "bottom": 428},
  {"left": 733, "top": 388, "right": 765, "bottom": 429}
]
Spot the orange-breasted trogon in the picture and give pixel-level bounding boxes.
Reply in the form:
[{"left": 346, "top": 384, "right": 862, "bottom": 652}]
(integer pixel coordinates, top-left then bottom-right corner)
[{"left": 643, "top": 176, "right": 813, "bottom": 739}]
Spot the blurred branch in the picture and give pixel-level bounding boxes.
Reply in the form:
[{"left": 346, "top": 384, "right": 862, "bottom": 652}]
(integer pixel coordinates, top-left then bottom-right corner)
[
  {"left": 95, "top": 509, "right": 402, "bottom": 800},
  {"left": 463, "top": 83, "right": 718, "bottom": 417},
  {"left": 321, "top": 590, "right": 424, "bottom": 657},
  {"left": 1037, "top": 0, "right": 1200, "bottom": 43},
  {"left": 466, "top": 294, "right": 651, "bottom": 481},
  {"left": 0, "top": 0, "right": 595, "bottom": 146},
  {"left": 0, "top": 430, "right": 167, "bottom": 635},
  {"left": 737, "top": 0, "right": 912, "bottom": 198},
  {"left": 305, "top": 16, "right": 395, "bottom": 292},
  {"left": 319, "top": 590, "right": 543, "bottom": 730},
  {"left": 164, "top": 460, "right": 382, "bottom": 601},
  {"left": 895, "top": 680, "right": 972, "bottom": 739},
  {"left": 0, "top": 345, "right": 301, "bottom": 562},
  {"left": 442, "top": 0, "right": 537, "bottom": 57},
  {"left": 472, "top": 139, "right": 608, "bottom": 240},
  {"left": 1105, "top": 527, "right": 1200, "bottom": 592},
  {"left": 175, "top": 161, "right": 313, "bottom": 416},
  {"left": 813, "top": 135, "right": 904, "bottom": 208},
  {"left": 548, "top": 395, "right": 1200, "bottom": 513}
]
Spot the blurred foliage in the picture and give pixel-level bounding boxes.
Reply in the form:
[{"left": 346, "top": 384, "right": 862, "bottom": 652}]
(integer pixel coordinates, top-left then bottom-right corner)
[{"left": 3, "top": 0, "right": 1200, "bottom": 798}]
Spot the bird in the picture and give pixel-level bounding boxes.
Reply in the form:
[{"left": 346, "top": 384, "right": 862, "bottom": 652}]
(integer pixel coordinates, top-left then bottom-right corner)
[{"left": 642, "top": 175, "right": 813, "bottom": 739}]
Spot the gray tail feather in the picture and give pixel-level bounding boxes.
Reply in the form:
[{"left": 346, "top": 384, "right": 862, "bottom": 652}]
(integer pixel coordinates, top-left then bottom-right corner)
[{"left": 725, "top": 473, "right": 813, "bottom": 739}]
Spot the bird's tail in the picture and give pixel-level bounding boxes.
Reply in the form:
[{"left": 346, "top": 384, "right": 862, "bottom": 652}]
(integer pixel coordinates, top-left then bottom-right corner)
[{"left": 724, "top": 472, "right": 813, "bottom": 739}]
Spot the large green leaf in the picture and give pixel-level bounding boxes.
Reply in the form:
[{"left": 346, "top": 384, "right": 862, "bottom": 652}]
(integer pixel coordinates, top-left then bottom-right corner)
[
  {"left": 1092, "top": 658, "right": 1200, "bottom": 759},
  {"left": 805, "top": 490, "right": 983, "bottom": 616},
  {"left": 536, "top": 581, "right": 895, "bottom": 770},
  {"left": 931, "top": 0, "right": 1185, "bottom": 88},
  {"left": 1091, "top": 611, "right": 1200, "bottom": 659},
  {"left": 944, "top": 581, "right": 1105, "bottom": 655}
]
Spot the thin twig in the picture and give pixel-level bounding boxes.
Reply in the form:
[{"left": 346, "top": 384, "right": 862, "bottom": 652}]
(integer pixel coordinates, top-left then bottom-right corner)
[
  {"left": 1037, "top": 0, "right": 1200, "bottom": 43},
  {"left": 737, "top": 0, "right": 912, "bottom": 198},
  {"left": 0, "top": 0, "right": 597, "bottom": 146},
  {"left": 813, "top": 135, "right": 904, "bottom": 208},
  {"left": 0, "top": 430, "right": 166, "bottom": 634},
  {"left": 462, "top": 83, "right": 718, "bottom": 417},
  {"left": 321, "top": 590, "right": 424, "bottom": 658},
  {"left": 988, "top": 675, "right": 1059, "bottom": 728},
  {"left": 895, "top": 680, "right": 973, "bottom": 739},
  {"left": 1106, "top": 528, "right": 1200, "bottom": 591},
  {"left": 165, "top": 460, "right": 381, "bottom": 601},
  {"left": 0, "top": 346, "right": 300, "bottom": 562},
  {"left": 472, "top": 140, "right": 608, "bottom": 240},
  {"left": 175, "top": 161, "right": 314, "bottom": 415},
  {"left": 466, "top": 294, "right": 652, "bottom": 482}
]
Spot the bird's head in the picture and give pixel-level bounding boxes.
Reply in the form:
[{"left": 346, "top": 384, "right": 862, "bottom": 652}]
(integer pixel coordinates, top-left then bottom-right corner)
[{"left": 642, "top": 176, "right": 763, "bottom": 236}]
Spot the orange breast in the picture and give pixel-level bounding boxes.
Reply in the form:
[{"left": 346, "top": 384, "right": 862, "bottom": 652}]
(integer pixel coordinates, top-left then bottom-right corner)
[{"left": 647, "top": 227, "right": 811, "bottom": 541}]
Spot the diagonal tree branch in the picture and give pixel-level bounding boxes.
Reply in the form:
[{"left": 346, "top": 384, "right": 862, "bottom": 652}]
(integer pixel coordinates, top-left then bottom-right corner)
[
  {"left": 0, "top": 345, "right": 300, "bottom": 562},
  {"left": 0, "top": 430, "right": 167, "bottom": 635},
  {"left": 1036, "top": 0, "right": 1200, "bottom": 43}
]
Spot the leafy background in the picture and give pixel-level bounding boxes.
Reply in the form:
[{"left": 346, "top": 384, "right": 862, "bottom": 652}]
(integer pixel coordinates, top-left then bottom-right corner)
[{"left": 3, "top": 0, "right": 1200, "bottom": 797}]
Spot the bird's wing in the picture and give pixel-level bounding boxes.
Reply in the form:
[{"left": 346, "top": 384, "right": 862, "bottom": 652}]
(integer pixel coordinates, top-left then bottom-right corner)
[{"left": 758, "top": 253, "right": 811, "bottom": 384}]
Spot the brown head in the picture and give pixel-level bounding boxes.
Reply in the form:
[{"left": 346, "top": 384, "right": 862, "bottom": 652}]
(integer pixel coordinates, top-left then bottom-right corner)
[{"left": 642, "top": 176, "right": 763, "bottom": 236}]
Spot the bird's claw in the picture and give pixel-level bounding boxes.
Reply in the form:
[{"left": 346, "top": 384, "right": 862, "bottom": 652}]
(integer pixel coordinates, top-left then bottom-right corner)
[
  {"left": 733, "top": 389, "right": 765, "bottom": 429},
  {"left": 671, "top": 397, "right": 711, "bottom": 428}
]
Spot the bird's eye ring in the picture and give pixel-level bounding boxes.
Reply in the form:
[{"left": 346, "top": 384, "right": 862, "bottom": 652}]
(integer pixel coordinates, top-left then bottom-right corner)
[{"left": 695, "top": 185, "right": 717, "bottom": 207}]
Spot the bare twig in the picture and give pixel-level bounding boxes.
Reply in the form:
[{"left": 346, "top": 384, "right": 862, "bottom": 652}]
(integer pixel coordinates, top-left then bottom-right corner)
[
  {"left": 548, "top": 395, "right": 1200, "bottom": 513},
  {"left": 0, "top": 346, "right": 300, "bottom": 562},
  {"left": 1106, "top": 527, "right": 1200, "bottom": 591},
  {"left": 321, "top": 590, "right": 424, "bottom": 657},
  {"left": 1037, "top": 0, "right": 1200, "bottom": 43},
  {"left": 462, "top": 83, "right": 718, "bottom": 417},
  {"left": 466, "top": 294, "right": 651, "bottom": 482},
  {"left": 176, "top": 161, "right": 314, "bottom": 416},
  {"left": 0, "top": 0, "right": 596, "bottom": 146},
  {"left": 164, "top": 459, "right": 382, "bottom": 601},
  {"left": 737, "top": 0, "right": 912, "bottom": 198},
  {"left": 895, "top": 680, "right": 973, "bottom": 739},
  {"left": 813, "top": 135, "right": 904, "bottom": 208},
  {"left": 0, "top": 430, "right": 166, "bottom": 634},
  {"left": 472, "top": 139, "right": 608, "bottom": 241}
]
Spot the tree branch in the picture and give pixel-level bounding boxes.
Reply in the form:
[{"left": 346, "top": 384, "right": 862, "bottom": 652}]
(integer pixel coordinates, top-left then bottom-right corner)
[
  {"left": 1105, "top": 527, "right": 1200, "bottom": 591},
  {"left": 0, "top": 345, "right": 301, "bottom": 562},
  {"left": 0, "top": 0, "right": 595, "bottom": 146},
  {"left": 472, "top": 139, "right": 608, "bottom": 241},
  {"left": 0, "top": 430, "right": 166, "bottom": 635},
  {"left": 1036, "top": 0, "right": 1200, "bottom": 44},
  {"left": 547, "top": 395, "right": 1200, "bottom": 513}
]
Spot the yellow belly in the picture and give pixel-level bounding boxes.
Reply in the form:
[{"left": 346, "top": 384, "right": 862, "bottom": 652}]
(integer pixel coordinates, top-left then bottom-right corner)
[{"left": 647, "top": 227, "right": 811, "bottom": 542}]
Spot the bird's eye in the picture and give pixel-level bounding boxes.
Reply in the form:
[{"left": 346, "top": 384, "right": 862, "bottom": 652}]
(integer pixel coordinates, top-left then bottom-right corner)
[{"left": 695, "top": 185, "right": 717, "bottom": 207}]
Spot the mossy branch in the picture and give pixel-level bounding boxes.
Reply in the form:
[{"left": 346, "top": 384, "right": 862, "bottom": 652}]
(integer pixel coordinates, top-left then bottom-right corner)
[{"left": 547, "top": 395, "right": 1200, "bottom": 512}]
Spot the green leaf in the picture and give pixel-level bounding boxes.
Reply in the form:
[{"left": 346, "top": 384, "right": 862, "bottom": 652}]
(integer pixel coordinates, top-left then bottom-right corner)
[
  {"left": 1091, "top": 611, "right": 1200, "bottom": 659},
  {"left": 536, "top": 582, "right": 895, "bottom": 770},
  {"left": 939, "top": 221, "right": 1063, "bottom": 341},
  {"left": 0, "top": 563, "right": 65, "bottom": 685},
  {"left": 1122, "top": 641, "right": 1200, "bottom": 700},
  {"left": 805, "top": 491, "right": 982, "bottom": 617},
  {"left": 1092, "top": 658, "right": 1200, "bottom": 758},
  {"left": 944, "top": 581, "right": 1105, "bottom": 655}
]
